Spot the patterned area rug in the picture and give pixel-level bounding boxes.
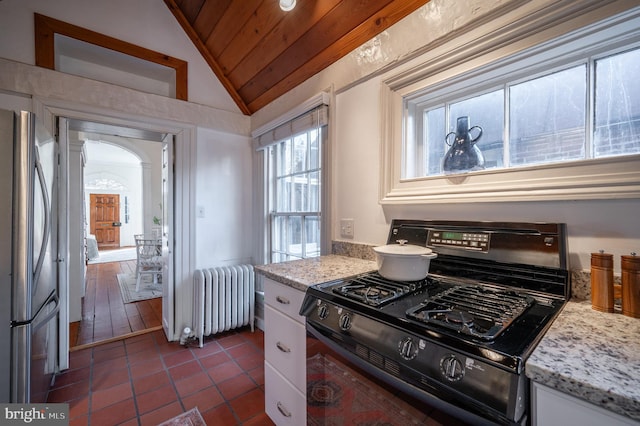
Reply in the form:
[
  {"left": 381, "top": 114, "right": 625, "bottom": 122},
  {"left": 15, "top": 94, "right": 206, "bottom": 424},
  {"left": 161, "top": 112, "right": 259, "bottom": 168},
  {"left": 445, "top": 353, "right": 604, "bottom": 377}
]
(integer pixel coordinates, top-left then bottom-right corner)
[
  {"left": 117, "top": 273, "right": 162, "bottom": 303},
  {"left": 307, "top": 353, "right": 428, "bottom": 425},
  {"left": 158, "top": 408, "right": 205, "bottom": 426}
]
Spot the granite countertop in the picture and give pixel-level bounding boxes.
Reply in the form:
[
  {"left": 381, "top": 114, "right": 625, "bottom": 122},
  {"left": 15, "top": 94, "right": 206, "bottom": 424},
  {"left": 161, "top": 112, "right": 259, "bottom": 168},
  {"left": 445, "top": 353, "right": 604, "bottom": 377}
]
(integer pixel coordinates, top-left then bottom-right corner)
[
  {"left": 526, "top": 300, "right": 640, "bottom": 421},
  {"left": 254, "top": 254, "right": 377, "bottom": 291}
]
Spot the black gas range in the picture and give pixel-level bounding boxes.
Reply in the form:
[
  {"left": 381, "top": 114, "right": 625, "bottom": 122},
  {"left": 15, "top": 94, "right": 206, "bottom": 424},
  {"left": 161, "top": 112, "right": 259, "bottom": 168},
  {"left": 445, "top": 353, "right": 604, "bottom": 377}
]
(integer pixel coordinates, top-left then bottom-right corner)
[{"left": 300, "top": 220, "right": 570, "bottom": 425}]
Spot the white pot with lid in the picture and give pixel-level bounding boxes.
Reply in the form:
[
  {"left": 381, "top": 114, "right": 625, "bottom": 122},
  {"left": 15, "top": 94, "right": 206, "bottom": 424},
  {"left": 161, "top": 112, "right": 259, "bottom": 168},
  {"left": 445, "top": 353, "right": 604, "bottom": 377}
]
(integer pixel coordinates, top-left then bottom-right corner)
[{"left": 373, "top": 239, "right": 437, "bottom": 281}]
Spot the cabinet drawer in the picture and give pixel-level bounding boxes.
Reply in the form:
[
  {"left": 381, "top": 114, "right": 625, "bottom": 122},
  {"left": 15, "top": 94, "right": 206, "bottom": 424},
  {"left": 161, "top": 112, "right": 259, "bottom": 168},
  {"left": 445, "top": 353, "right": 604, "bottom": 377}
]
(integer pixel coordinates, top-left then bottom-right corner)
[
  {"left": 264, "top": 277, "right": 306, "bottom": 324},
  {"left": 265, "top": 361, "right": 306, "bottom": 426},
  {"left": 265, "top": 305, "right": 306, "bottom": 392}
]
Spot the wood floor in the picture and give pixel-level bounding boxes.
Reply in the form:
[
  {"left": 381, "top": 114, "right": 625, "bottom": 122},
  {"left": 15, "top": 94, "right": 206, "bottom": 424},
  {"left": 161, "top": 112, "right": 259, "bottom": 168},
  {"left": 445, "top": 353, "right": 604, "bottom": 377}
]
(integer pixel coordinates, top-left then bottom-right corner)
[{"left": 69, "top": 258, "right": 163, "bottom": 350}]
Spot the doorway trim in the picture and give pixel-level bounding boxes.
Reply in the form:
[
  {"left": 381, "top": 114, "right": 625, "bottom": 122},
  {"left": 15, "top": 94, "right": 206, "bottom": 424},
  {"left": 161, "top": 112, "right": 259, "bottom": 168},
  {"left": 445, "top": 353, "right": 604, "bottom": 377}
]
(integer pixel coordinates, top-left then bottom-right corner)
[{"left": 33, "top": 97, "right": 195, "bottom": 367}]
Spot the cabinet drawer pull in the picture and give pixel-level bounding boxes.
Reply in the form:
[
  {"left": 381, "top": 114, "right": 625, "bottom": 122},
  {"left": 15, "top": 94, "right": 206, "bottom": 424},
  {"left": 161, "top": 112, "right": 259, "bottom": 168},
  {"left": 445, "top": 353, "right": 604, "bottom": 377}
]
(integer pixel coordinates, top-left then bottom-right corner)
[
  {"left": 276, "top": 295, "right": 290, "bottom": 305},
  {"left": 277, "top": 401, "right": 292, "bottom": 418},
  {"left": 276, "top": 341, "right": 291, "bottom": 353}
]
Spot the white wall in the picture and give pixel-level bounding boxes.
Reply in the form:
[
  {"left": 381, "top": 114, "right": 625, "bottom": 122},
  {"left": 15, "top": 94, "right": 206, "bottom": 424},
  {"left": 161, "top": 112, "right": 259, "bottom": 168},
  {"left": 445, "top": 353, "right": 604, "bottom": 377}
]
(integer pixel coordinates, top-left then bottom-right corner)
[
  {"left": 195, "top": 127, "right": 253, "bottom": 269},
  {"left": 255, "top": 0, "right": 640, "bottom": 274}
]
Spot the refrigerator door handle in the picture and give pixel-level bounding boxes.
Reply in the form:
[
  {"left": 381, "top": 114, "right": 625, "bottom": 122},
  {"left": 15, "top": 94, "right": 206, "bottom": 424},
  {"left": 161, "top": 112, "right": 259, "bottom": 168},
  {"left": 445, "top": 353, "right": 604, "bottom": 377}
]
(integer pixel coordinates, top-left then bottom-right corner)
[
  {"left": 10, "top": 289, "right": 59, "bottom": 328},
  {"left": 32, "top": 145, "right": 50, "bottom": 290},
  {"left": 32, "top": 290, "right": 59, "bottom": 332}
]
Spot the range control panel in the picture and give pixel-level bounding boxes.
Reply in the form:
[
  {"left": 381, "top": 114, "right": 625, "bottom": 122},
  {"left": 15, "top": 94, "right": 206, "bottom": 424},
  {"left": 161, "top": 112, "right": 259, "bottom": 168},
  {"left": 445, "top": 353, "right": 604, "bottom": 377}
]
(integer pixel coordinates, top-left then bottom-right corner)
[{"left": 427, "top": 230, "right": 490, "bottom": 252}]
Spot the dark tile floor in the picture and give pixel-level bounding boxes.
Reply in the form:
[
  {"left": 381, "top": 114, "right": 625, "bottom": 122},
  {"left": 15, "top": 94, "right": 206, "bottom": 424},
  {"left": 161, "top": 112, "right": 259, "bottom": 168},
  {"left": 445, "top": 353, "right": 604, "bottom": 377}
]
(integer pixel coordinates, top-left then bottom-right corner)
[{"left": 47, "top": 327, "right": 275, "bottom": 425}]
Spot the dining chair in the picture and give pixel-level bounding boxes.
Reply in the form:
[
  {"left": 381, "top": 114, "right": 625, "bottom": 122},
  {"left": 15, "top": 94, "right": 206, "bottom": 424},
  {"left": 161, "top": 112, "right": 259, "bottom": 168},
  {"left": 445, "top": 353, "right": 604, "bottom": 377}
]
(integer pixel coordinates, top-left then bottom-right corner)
[{"left": 134, "top": 235, "right": 163, "bottom": 292}]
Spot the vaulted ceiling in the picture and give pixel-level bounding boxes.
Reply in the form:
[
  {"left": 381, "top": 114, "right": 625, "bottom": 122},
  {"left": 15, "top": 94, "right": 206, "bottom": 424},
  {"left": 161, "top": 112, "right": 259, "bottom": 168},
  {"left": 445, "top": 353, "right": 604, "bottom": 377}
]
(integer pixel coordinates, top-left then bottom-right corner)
[{"left": 164, "top": 0, "right": 430, "bottom": 115}]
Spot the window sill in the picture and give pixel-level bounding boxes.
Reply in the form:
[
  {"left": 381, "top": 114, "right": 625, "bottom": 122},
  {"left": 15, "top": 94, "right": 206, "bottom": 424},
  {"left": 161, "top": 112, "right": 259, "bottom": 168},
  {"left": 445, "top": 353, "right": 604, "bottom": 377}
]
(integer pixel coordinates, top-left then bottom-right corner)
[{"left": 380, "top": 155, "right": 640, "bottom": 204}]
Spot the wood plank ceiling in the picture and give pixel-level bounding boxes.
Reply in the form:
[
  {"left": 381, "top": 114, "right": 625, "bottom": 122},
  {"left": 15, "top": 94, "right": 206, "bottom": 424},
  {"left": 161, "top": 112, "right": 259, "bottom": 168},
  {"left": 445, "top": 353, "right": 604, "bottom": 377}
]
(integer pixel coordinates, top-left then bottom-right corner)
[{"left": 164, "top": 0, "right": 430, "bottom": 115}]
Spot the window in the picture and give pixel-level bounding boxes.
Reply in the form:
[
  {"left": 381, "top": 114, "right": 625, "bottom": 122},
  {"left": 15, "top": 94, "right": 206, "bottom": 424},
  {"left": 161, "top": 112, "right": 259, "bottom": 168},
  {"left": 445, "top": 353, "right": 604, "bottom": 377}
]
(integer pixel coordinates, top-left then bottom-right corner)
[
  {"left": 253, "top": 100, "right": 329, "bottom": 263},
  {"left": 268, "top": 129, "right": 322, "bottom": 262},
  {"left": 406, "top": 48, "right": 640, "bottom": 179},
  {"left": 381, "top": 6, "right": 640, "bottom": 204},
  {"left": 34, "top": 14, "right": 188, "bottom": 100}
]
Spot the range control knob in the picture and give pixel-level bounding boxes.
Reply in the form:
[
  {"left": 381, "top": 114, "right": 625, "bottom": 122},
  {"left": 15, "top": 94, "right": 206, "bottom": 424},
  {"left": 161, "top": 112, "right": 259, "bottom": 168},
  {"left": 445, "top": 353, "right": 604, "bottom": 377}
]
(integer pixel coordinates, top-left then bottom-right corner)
[
  {"left": 317, "top": 304, "right": 329, "bottom": 320},
  {"left": 339, "top": 313, "right": 352, "bottom": 330},
  {"left": 440, "top": 355, "right": 465, "bottom": 382},
  {"left": 398, "top": 337, "right": 418, "bottom": 360}
]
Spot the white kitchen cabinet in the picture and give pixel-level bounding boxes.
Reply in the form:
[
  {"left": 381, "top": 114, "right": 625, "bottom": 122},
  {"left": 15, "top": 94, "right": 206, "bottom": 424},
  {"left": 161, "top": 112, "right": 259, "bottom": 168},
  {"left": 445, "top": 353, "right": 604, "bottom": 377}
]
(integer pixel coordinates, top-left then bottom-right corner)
[
  {"left": 265, "top": 305, "right": 306, "bottom": 390},
  {"left": 531, "top": 382, "right": 640, "bottom": 426},
  {"left": 264, "top": 277, "right": 307, "bottom": 426},
  {"left": 264, "top": 278, "right": 306, "bottom": 322},
  {"left": 265, "top": 362, "right": 306, "bottom": 425}
]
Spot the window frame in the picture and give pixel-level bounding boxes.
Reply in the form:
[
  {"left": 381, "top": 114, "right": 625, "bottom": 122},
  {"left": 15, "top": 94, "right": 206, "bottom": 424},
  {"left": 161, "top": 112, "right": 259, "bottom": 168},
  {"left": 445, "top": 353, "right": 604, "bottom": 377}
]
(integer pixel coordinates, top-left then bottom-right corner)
[
  {"left": 267, "top": 130, "right": 324, "bottom": 262},
  {"left": 380, "top": 4, "right": 640, "bottom": 204},
  {"left": 34, "top": 13, "right": 188, "bottom": 101},
  {"left": 253, "top": 94, "right": 331, "bottom": 265}
]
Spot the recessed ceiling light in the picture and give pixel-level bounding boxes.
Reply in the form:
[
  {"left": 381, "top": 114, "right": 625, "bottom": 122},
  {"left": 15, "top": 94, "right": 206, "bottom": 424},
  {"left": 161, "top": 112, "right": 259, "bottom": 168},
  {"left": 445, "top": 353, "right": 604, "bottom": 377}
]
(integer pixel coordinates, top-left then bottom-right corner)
[{"left": 279, "top": 0, "right": 296, "bottom": 12}]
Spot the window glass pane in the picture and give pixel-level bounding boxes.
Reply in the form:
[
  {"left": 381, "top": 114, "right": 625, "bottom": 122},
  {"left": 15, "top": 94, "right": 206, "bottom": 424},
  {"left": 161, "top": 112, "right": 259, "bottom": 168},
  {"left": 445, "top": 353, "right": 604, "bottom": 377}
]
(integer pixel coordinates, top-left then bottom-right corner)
[
  {"left": 273, "top": 216, "right": 287, "bottom": 254},
  {"left": 276, "top": 139, "right": 292, "bottom": 176},
  {"left": 275, "top": 176, "right": 291, "bottom": 212},
  {"left": 309, "top": 171, "right": 320, "bottom": 211},
  {"left": 449, "top": 90, "right": 504, "bottom": 169},
  {"left": 594, "top": 49, "right": 640, "bottom": 157},
  {"left": 509, "top": 66, "right": 586, "bottom": 166},
  {"left": 292, "top": 175, "right": 306, "bottom": 211},
  {"left": 305, "top": 216, "right": 321, "bottom": 257},
  {"left": 425, "top": 107, "right": 445, "bottom": 176},
  {"left": 288, "top": 216, "right": 302, "bottom": 257},
  {"left": 293, "top": 134, "right": 308, "bottom": 173},
  {"left": 309, "top": 128, "right": 321, "bottom": 169}
]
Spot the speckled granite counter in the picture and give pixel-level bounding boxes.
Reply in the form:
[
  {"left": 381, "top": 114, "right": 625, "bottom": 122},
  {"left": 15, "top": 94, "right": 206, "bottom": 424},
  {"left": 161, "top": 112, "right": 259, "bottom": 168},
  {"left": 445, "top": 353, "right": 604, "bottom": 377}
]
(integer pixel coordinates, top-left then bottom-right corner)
[
  {"left": 254, "top": 254, "right": 377, "bottom": 291},
  {"left": 526, "top": 300, "right": 640, "bottom": 421}
]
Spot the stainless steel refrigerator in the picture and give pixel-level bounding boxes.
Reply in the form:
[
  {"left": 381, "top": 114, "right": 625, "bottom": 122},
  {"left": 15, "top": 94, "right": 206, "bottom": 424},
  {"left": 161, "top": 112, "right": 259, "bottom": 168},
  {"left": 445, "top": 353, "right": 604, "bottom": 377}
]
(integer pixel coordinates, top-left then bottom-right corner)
[{"left": 0, "top": 108, "right": 60, "bottom": 403}]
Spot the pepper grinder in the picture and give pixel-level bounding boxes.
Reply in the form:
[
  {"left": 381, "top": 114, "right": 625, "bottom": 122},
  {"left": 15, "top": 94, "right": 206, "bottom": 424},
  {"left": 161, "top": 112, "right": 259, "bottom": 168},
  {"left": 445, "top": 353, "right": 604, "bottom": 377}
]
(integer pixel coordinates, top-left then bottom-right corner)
[
  {"left": 591, "top": 250, "right": 614, "bottom": 313},
  {"left": 621, "top": 252, "right": 640, "bottom": 318}
]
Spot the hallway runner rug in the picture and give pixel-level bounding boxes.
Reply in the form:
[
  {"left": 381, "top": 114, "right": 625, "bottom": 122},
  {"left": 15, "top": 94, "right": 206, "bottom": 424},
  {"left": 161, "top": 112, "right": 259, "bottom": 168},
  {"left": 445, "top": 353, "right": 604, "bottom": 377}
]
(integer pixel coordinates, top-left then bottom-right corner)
[{"left": 117, "top": 273, "right": 162, "bottom": 303}]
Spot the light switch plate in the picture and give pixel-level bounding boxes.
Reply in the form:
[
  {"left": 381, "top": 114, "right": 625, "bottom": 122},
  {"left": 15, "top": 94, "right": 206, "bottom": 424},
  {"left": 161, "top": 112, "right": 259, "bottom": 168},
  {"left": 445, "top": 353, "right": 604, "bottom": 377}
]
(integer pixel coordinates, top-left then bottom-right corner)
[{"left": 340, "top": 218, "right": 354, "bottom": 238}]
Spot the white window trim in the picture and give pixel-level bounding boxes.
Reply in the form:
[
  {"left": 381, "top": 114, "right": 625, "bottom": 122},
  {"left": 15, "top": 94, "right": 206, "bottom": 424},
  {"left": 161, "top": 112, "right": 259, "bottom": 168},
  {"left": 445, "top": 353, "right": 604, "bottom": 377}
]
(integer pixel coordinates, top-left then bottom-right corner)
[
  {"left": 380, "top": 1, "right": 640, "bottom": 204},
  {"left": 252, "top": 92, "right": 332, "bottom": 264}
]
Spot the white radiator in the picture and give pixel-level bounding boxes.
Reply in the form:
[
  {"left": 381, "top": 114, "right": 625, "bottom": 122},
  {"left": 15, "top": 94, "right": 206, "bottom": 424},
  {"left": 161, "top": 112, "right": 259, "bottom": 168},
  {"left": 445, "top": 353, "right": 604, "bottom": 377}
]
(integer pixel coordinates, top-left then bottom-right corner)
[{"left": 193, "top": 264, "right": 255, "bottom": 347}]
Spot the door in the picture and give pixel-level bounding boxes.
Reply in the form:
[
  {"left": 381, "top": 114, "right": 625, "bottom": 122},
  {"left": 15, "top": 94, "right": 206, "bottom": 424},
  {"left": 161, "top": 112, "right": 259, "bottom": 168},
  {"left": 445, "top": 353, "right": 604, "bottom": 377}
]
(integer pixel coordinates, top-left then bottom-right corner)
[
  {"left": 161, "top": 135, "right": 174, "bottom": 339},
  {"left": 11, "top": 111, "right": 60, "bottom": 403},
  {"left": 90, "top": 193, "right": 121, "bottom": 249}
]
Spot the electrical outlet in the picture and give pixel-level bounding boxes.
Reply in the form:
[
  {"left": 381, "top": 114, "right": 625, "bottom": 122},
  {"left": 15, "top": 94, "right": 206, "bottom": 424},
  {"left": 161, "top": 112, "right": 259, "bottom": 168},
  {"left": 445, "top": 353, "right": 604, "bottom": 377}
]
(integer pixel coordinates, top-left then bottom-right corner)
[{"left": 340, "top": 219, "right": 354, "bottom": 238}]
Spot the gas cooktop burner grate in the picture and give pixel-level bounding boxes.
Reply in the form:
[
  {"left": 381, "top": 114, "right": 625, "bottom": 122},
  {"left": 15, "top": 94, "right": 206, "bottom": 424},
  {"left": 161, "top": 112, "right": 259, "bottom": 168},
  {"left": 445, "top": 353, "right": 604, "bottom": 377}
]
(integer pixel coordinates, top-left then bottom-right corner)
[
  {"left": 406, "top": 285, "right": 535, "bottom": 340},
  {"left": 332, "top": 273, "right": 430, "bottom": 307}
]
